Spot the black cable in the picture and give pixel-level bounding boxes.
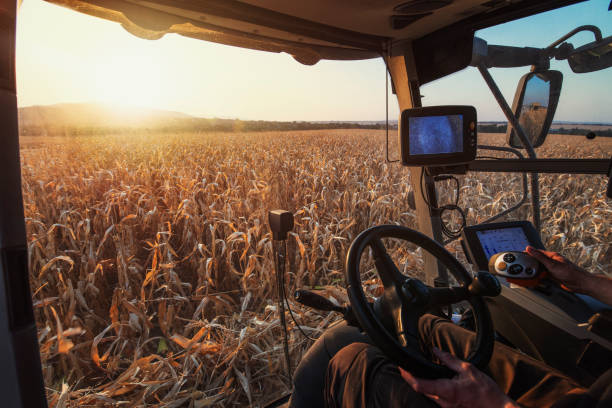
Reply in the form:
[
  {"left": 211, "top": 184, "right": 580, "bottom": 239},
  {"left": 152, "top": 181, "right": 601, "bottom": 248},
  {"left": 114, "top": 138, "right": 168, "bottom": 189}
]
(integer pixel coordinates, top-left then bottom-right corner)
[
  {"left": 419, "top": 170, "right": 467, "bottom": 239},
  {"left": 434, "top": 175, "right": 461, "bottom": 206},
  {"left": 384, "top": 41, "right": 399, "bottom": 163},
  {"left": 441, "top": 175, "right": 466, "bottom": 239},
  {"left": 281, "top": 277, "right": 317, "bottom": 342},
  {"left": 274, "top": 241, "right": 316, "bottom": 344},
  {"left": 476, "top": 155, "right": 505, "bottom": 160},
  {"left": 439, "top": 205, "right": 467, "bottom": 239},
  {"left": 453, "top": 176, "right": 460, "bottom": 206},
  {"left": 274, "top": 240, "right": 292, "bottom": 381}
]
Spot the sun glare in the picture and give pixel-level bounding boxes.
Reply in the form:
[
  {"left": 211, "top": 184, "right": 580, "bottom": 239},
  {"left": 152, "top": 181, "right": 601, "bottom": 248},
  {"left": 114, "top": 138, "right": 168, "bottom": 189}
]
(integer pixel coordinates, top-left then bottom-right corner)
[
  {"left": 17, "top": 0, "right": 177, "bottom": 110},
  {"left": 15, "top": 0, "right": 396, "bottom": 121},
  {"left": 88, "top": 51, "right": 170, "bottom": 108}
]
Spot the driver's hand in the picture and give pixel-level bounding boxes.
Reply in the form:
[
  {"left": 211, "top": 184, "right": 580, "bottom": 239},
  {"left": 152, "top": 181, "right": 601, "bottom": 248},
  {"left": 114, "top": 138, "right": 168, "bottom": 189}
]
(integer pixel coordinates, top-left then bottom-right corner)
[
  {"left": 399, "top": 348, "right": 518, "bottom": 408},
  {"left": 525, "top": 246, "right": 589, "bottom": 292}
]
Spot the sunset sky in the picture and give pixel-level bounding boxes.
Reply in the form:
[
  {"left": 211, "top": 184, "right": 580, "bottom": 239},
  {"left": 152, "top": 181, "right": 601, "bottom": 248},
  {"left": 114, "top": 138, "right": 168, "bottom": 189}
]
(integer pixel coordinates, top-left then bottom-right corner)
[{"left": 15, "top": 0, "right": 612, "bottom": 122}]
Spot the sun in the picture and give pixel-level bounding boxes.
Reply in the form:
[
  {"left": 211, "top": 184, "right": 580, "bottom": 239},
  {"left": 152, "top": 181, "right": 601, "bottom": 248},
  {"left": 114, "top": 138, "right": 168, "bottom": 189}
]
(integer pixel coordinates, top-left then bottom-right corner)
[{"left": 90, "top": 51, "right": 169, "bottom": 109}]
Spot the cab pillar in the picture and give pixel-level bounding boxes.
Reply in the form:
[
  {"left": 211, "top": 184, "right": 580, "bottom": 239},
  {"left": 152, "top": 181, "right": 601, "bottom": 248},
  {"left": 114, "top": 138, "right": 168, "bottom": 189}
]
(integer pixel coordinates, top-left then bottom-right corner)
[
  {"left": 385, "top": 46, "right": 448, "bottom": 286},
  {"left": 0, "top": 1, "right": 48, "bottom": 406}
]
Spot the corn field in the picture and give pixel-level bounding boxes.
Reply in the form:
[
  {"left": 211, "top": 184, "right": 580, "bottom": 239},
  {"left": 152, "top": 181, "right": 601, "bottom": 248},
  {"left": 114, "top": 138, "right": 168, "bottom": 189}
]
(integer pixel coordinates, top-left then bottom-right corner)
[{"left": 20, "top": 130, "right": 610, "bottom": 407}]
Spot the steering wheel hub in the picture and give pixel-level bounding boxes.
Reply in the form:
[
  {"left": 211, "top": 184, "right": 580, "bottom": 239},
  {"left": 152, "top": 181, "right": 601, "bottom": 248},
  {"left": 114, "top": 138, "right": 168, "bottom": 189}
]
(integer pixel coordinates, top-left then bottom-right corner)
[{"left": 401, "top": 279, "right": 431, "bottom": 306}]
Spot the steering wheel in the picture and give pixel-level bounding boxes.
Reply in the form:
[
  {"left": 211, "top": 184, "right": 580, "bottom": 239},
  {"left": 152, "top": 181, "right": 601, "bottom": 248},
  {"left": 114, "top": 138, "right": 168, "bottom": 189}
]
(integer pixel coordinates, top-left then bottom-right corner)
[{"left": 345, "top": 225, "right": 500, "bottom": 379}]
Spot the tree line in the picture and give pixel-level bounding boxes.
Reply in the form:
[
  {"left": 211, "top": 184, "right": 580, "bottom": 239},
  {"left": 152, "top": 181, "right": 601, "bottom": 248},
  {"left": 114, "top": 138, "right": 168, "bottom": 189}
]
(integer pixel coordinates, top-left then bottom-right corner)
[
  {"left": 478, "top": 123, "right": 612, "bottom": 137},
  {"left": 19, "top": 118, "right": 396, "bottom": 136}
]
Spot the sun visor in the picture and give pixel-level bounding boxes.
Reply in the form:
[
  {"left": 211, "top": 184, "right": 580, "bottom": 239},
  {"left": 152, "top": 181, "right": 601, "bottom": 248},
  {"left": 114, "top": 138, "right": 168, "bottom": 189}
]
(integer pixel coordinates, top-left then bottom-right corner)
[
  {"left": 41, "top": 0, "right": 587, "bottom": 70},
  {"left": 42, "top": 0, "right": 380, "bottom": 65}
]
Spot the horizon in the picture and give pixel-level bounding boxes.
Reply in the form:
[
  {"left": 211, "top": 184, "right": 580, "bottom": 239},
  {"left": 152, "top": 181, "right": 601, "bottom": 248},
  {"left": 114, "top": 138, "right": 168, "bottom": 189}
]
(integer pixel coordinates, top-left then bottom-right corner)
[
  {"left": 16, "top": 0, "right": 612, "bottom": 122},
  {"left": 18, "top": 101, "right": 612, "bottom": 126}
]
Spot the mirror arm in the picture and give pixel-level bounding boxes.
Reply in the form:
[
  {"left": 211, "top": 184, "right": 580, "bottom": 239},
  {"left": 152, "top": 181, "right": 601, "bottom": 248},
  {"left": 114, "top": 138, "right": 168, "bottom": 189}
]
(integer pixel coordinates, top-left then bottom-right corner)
[
  {"left": 476, "top": 64, "right": 536, "bottom": 159},
  {"left": 476, "top": 63, "right": 541, "bottom": 233},
  {"left": 546, "top": 25, "right": 603, "bottom": 51},
  {"left": 471, "top": 38, "right": 548, "bottom": 69}
]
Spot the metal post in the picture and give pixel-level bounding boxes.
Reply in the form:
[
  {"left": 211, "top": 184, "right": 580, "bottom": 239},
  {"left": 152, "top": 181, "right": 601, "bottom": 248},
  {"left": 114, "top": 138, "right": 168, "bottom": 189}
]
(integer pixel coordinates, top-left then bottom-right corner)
[
  {"left": 0, "top": 2, "right": 48, "bottom": 406},
  {"left": 386, "top": 45, "right": 447, "bottom": 286},
  {"left": 477, "top": 64, "right": 541, "bottom": 232},
  {"left": 273, "top": 239, "right": 292, "bottom": 380},
  {"left": 268, "top": 210, "right": 295, "bottom": 382}
]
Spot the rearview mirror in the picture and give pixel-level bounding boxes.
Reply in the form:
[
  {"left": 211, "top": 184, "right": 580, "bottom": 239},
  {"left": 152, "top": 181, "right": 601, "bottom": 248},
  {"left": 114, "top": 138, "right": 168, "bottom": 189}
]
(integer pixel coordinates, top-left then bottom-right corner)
[
  {"left": 567, "top": 35, "right": 612, "bottom": 73},
  {"left": 507, "top": 70, "right": 562, "bottom": 149}
]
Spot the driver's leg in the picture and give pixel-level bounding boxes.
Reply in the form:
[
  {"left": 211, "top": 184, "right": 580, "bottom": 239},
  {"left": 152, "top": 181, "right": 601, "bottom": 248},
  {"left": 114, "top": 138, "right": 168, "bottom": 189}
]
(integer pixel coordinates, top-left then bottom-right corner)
[
  {"left": 418, "top": 314, "right": 587, "bottom": 407},
  {"left": 289, "top": 321, "right": 371, "bottom": 408},
  {"left": 325, "top": 342, "right": 438, "bottom": 408},
  {"left": 325, "top": 315, "right": 588, "bottom": 408}
]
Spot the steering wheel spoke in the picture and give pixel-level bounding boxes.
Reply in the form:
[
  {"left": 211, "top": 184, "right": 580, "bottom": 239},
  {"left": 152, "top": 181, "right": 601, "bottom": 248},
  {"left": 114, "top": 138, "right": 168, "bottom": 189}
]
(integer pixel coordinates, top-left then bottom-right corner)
[
  {"left": 370, "top": 236, "right": 425, "bottom": 345},
  {"left": 397, "top": 304, "right": 422, "bottom": 346},
  {"left": 378, "top": 282, "right": 421, "bottom": 347},
  {"left": 370, "top": 237, "right": 405, "bottom": 289},
  {"left": 428, "top": 286, "right": 471, "bottom": 307}
]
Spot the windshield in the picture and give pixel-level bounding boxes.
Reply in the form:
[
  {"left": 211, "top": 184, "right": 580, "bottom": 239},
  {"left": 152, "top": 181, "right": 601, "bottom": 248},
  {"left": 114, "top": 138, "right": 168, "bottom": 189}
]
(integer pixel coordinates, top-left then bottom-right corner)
[
  {"left": 15, "top": 0, "right": 611, "bottom": 406},
  {"left": 418, "top": 1, "right": 611, "bottom": 278}
]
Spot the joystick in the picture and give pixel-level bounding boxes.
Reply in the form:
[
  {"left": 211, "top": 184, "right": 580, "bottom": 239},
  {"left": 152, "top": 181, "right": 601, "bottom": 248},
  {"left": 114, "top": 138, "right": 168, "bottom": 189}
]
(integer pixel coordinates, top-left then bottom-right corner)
[{"left": 488, "top": 251, "right": 546, "bottom": 287}]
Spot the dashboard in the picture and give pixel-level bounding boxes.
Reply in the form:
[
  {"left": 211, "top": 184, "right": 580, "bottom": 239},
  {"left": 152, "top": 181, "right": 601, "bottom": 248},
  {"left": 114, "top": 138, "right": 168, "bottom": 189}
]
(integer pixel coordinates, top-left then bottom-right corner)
[{"left": 460, "top": 220, "right": 612, "bottom": 383}]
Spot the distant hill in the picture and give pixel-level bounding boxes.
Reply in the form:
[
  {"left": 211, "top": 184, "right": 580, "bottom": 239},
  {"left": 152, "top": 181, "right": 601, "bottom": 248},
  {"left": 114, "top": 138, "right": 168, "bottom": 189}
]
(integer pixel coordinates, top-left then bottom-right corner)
[
  {"left": 18, "top": 102, "right": 192, "bottom": 130},
  {"left": 18, "top": 103, "right": 388, "bottom": 136}
]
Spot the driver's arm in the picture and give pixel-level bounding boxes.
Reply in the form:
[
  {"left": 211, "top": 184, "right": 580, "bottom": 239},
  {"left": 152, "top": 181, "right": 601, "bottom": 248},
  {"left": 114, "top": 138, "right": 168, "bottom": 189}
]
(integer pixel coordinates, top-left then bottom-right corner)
[
  {"left": 400, "top": 348, "right": 519, "bottom": 408},
  {"left": 526, "top": 246, "right": 612, "bottom": 306}
]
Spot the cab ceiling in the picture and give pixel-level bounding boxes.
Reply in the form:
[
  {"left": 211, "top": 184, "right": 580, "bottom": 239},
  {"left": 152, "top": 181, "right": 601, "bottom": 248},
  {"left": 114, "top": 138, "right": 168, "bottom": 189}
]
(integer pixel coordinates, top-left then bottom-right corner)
[{"left": 44, "top": 0, "right": 585, "bottom": 65}]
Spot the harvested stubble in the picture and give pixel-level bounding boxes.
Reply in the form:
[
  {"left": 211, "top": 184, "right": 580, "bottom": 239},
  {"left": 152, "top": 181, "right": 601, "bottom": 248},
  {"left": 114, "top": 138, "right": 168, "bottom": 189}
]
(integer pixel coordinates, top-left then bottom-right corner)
[{"left": 20, "top": 130, "right": 610, "bottom": 407}]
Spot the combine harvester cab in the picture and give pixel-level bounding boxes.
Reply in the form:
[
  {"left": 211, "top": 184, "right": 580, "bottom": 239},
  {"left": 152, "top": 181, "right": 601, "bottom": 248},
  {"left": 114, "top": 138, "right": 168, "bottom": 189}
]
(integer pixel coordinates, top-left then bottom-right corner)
[{"left": 0, "top": 1, "right": 611, "bottom": 407}]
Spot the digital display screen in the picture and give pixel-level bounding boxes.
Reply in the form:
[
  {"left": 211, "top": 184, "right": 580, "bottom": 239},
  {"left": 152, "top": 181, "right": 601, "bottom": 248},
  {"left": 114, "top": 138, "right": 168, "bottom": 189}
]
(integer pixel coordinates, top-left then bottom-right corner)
[
  {"left": 476, "top": 227, "right": 531, "bottom": 260},
  {"left": 409, "top": 115, "right": 463, "bottom": 155}
]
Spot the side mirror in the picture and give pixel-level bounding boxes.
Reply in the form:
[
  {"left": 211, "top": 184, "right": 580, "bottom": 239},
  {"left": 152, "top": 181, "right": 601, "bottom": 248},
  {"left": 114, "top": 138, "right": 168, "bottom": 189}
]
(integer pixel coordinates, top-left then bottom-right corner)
[
  {"left": 567, "top": 35, "right": 612, "bottom": 73},
  {"left": 507, "top": 70, "right": 562, "bottom": 149}
]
